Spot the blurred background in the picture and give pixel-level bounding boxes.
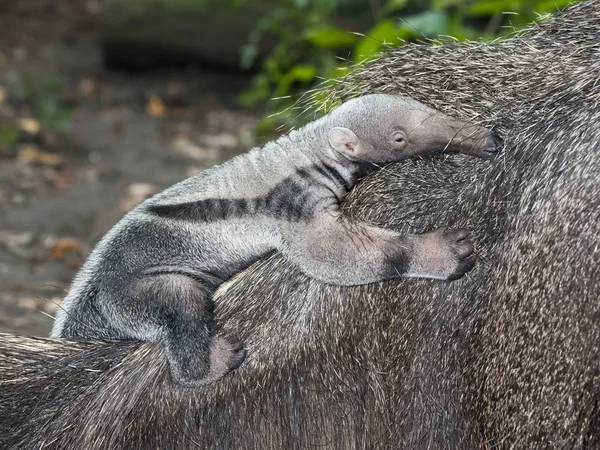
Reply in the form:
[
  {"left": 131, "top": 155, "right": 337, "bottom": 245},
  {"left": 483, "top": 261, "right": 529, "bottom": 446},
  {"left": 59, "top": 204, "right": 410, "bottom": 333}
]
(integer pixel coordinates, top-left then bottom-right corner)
[{"left": 0, "top": 0, "right": 581, "bottom": 336}]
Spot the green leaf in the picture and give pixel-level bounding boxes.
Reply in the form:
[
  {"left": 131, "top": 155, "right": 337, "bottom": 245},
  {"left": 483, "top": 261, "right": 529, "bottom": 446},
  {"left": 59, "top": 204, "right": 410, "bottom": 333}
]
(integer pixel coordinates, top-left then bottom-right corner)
[
  {"left": 34, "top": 97, "right": 73, "bottom": 134},
  {"left": 41, "top": 73, "right": 65, "bottom": 94},
  {"left": 431, "top": 0, "right": 462, "bottom": 9},
  {"left": 238, "top": 74, "right": 271, "bottom": 108},
  {"left": 354, "top": 20, "right": 409, "bottom": 62},
  {"left": 400, "top": 10, "right": 449, "bottom": 36},
  {"left": 275, "top": 64, "right": 317, "bottom": 96},
  {"left": 0, "top": 123, "right": 19, "bottom": 147},
  {"left": 49, "top": 109, "right": 73, "bottom": 134},
  {"left": 305, "top": 26, "right": 356, "bottom": 49},
  {"left": 16, "top": 72, "right": 36, "bottom": 100},
  {"left": 468, "top": 0, "right": 519, "bottom": 16},
  {"left": 292, "top": 0, "right": 309, "bottom": 7},
  {"left": 533, "top": 0, "right": 579, "bottom": 13},
  {"left": 448, "top": 17, "right": 479, "bottom": 40},
  {"left": 382, "top": 0, "right": 408, "bottom": 15}
]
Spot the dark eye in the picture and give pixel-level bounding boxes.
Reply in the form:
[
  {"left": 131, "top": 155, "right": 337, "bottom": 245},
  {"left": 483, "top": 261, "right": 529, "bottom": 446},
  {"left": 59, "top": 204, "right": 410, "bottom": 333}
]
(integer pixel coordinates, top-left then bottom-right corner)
[{"left": 392, "top": 131, "right": 407, "bottom": 150}]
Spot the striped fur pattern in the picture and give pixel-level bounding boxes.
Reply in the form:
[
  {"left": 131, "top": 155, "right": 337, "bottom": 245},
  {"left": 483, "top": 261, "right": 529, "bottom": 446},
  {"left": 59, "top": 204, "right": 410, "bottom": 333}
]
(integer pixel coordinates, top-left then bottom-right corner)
[{"left": 51, "top": 94, "right": 498, "bottom": 387}]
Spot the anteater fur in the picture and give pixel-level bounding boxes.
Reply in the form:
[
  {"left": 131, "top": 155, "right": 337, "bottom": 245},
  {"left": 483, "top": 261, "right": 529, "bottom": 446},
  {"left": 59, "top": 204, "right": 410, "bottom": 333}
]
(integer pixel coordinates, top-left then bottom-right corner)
[{"left": 1, "top": 1, "right": 599, "bottom": 448}]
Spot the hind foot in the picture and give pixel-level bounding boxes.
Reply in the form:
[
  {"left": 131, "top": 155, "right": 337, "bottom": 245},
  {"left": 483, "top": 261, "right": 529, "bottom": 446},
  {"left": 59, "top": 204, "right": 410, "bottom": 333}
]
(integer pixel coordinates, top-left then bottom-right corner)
[{"left": 165, "top": 336, "right": 246, "bottom": 388}]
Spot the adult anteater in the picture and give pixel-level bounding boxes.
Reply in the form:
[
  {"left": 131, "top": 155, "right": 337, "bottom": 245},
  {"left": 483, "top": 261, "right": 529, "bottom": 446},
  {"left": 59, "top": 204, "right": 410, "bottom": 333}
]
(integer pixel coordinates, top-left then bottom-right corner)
[{"left": 1, "top": 1, "right": 598, "bottom": 448}]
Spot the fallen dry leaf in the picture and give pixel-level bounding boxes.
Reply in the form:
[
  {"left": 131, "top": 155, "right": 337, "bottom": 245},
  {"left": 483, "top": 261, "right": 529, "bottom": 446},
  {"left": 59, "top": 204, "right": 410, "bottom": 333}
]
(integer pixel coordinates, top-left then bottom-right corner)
[
  {"left": 202, "top": 133, "right": 238, "bottom": 149},
  {"left": 48, "top": 237, "right": 83, "bottom": 261},
  {"left": 44, "top": 168, "right": 77, "bottom": 189},
  {"left": 6, "top": 317, "right": 29, "bottom": 328},
  {"left": 18, "top": 297, "right": 46, "bottom": 312},
  {"left": 44, "top": 297, "right": 63, "bottom": 314},
  {"left": 170, "top": 135, "right": 217, "bottom": 161},
  {"left": 146, "top": 95, "right": 167, "bottom": 118},
  {"left": 17, "top": 145, "right": 64, "bottom": 167},
  {"left": 17, "top": 118, "right": 41, "bottom": 134},
  {"left": 120, "top": 183, "right": 159, "bottom": 212},
  {"left": 0, "top": 231, "right": 35, "bottom": 259},
  {"left": 79, "top": 77, "right": 99, "bottom": 98},
  {"left": 18, "top": 296, "right": 62, "bottom": 314},
  {"left": 186, "top": 166, "right": 204, "bottom": 177},
  {"left": 52, "top": 175, "right": 76, "bottom": 189}
]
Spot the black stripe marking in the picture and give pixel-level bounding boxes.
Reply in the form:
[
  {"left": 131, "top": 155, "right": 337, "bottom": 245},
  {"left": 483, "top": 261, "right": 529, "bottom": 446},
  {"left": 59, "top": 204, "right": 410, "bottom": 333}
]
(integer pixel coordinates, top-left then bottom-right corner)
[
  {"left": 149, "top": 198, "right": 251, "bottom": 222},
  {"left": 320, "top": 161, "right": 354, "bottom": 192},
  {"left": 149, "top": 165, "right": 353, "bottom": 223}
]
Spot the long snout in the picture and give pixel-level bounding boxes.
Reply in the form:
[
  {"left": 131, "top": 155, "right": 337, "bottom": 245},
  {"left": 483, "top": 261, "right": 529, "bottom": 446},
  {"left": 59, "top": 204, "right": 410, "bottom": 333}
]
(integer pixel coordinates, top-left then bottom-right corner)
[{"left": 437, "top": 118, "right": 502, "bottom": 160}]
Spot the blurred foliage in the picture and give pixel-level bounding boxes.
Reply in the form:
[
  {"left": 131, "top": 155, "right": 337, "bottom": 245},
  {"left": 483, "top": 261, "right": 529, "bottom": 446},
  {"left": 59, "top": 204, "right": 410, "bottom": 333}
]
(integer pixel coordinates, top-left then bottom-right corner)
[
  {"left": 105, "top": 0, "right": 261, "bottom": 21},
  {"left": 0, "top": 71, "right": 73, "bottom": 148},
  {"left": 237, "top": 0, "right": 581, "bottom": 134},
  {"left": 104, "top": 0, "right": 582, "bottom": 135},
  {"left": 16, "top": 72, "right": 73, "bottom": 134},
  {"left": 0, "top": 123, "right": 19, "bottom": 148}
]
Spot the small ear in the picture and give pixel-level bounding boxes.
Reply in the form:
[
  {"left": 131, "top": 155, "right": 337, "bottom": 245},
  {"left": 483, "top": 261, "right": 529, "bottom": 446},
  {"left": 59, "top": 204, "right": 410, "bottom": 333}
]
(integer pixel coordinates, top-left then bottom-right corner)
[{"left": 328, "top": 127, "right": 360, "bottom": 156}]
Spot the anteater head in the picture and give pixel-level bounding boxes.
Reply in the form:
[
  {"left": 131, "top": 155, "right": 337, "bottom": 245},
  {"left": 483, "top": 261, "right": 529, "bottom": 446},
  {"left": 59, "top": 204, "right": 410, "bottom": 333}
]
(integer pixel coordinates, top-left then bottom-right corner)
[{"left": 327, "top": 94, "right": 501, "bottom": 164}]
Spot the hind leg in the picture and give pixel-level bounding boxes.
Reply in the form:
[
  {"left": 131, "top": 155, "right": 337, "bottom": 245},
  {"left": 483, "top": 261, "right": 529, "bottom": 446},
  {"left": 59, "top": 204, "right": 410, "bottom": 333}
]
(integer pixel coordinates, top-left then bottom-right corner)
[{"left": 105, "top": 273, "right": 246, "bottom": 387}]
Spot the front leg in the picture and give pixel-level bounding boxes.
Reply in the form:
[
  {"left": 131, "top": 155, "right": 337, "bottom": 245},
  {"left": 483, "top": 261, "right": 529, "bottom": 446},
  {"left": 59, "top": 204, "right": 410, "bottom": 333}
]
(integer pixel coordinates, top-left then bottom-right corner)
[{"left": 280, "top": 214, "right": 475, "bottom": 285}]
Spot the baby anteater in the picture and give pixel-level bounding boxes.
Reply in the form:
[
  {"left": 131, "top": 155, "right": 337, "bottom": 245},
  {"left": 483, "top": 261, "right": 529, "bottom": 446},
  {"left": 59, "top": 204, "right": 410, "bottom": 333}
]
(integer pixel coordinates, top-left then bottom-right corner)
[{"left": 51, "top": 94, "right": 498, "bottom": 387}]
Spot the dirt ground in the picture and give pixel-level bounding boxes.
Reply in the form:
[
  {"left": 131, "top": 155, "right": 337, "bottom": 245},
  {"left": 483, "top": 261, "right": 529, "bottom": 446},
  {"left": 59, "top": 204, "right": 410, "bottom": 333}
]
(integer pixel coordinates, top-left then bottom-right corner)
[{"left": 0, "top": 4, "right": 259, "bottom": 336}]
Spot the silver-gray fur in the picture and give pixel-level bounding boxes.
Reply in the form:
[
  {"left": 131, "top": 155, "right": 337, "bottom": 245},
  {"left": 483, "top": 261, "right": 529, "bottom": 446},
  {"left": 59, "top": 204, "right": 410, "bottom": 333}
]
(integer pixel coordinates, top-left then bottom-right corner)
[
  {"left": 51, "top": 94, "right": 497, "bottom": 387},
  {"left": 1, "top": 0, "right": 599, "bottom": 448}
]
